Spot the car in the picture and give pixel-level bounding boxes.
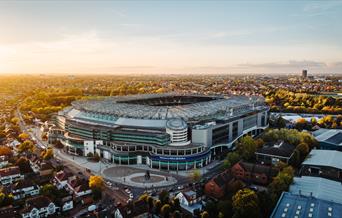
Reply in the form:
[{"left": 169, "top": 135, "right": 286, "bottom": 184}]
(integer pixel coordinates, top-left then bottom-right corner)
[
  {"left": 177, "top": 185, "right": 184, "bottom": 190},
  {"left": 87, "top": 204, "right": 97, "bottom": 212},
  {"left": 249, "top": 185, "right": 258, "bottom": 191}
]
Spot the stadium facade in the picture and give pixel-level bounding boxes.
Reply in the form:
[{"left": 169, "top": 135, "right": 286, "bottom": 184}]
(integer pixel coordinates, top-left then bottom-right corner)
[{"left": 49, "top": 93, "right": 269, "bottom": 171}]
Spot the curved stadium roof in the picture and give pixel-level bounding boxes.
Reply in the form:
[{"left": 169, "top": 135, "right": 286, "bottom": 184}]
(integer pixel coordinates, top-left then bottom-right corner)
[{"left": 70, "top": 93, "right": 265, "bottom": 121}]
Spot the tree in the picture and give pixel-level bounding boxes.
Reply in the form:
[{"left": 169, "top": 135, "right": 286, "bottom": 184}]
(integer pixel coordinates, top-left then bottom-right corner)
[
  {"left": 223, "top": 152, "right": 241, "bottom": 169},
  {"left": 154, "top": 200, "right": 162, "bottom": 214},
  {"left": 296, "top": 142, "right": 309, "bottom": 159},
  {"left": 40, "top": 184, "right": 59, "bottom": 200},
  {"left": 147, "top": 196, "right": 154, "bottom": 213},
  {"left": 268, "top": 166, "right": 294, "bottom": 204},
  {"left": 0, "top": 146, "right": 13, "bottom": 157},
  {"left": 232, "top": 189, "right": 260, "bottom": 218},
  {"left": 93, "top": 152, "right": 100, "bottom": 162},
  {"left": 41, "top": 148, "right": 53, "bottom": 160},
  {"left": 159, "top": 190, "right": 169, "bottom": 205},
  {"left": 92, "top": 187, "right": 102, "bottom": 201},
  {"left": 161, "top": 204, "right": 171, "bottom": 218},
  {"left": 236, "top": 136, "right": 257, "bottom": 161},
  {"left": 11, "top": 117, "right": 20, "bottom": 125},
  {"left": 15, "top": 157, "right": 32, "bottom": 174},
  {"left": 201, "top": 211, "right": 209, "bottom": 218},
  {"left": 89, "top": 175, "right": 104, "bottom": 190},
  {"left": 172, "top": 210, "right": 181, "bottom": 218},
  {"left": 18, "top": 140, "right": 34, "bottom": 153},
  {"left": 191, "top": 169, "right": 201, "bottom": 183},
  {"left": 19, "top": 132, "right": 30, "bottom": 142},
  {"left": 0, "top": 192, "right": 13, "bottom": 207}
]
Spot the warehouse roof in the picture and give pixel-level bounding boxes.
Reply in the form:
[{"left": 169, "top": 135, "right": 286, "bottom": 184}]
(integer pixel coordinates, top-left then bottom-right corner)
[
  {"left": 271, "top": 192, "right": 342, "bottom": 218},
  {"left": 302, "top": 150, "right": 342, "bottom": 170},
  {"left": 289, "top": 176, "right": 342, "bottom": 204}
]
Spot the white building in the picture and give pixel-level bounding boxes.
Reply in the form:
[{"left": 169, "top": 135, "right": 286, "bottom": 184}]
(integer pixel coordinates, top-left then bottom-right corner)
[
  {"left": 21, "top": 196, "right": 58, "bottom": 218},
  {"left": 0, "top": 166, "right": 24, "bottom": 185},
  {"left": 11, "top": 180, "right": 40, "bottom": 200}
]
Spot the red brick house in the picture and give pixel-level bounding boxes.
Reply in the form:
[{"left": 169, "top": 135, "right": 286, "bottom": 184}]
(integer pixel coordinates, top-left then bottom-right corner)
[
  {"left": 231, "top": 161, "right": 278, "bottom": 185},
  {"left": 204, "top": 170, "right": 235, "bottom": 199}
]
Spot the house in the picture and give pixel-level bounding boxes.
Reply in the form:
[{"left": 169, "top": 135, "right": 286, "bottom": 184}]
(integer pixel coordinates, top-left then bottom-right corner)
[
  {"left": 66, "top": 176, "right": 92, "bottom": 197},
  {"left": 175, "top": 191, "right": 203, "bottom": 215},
  {"left": 54, "top": 169, "right": 73, "bottom": 189},
  {"left": 271, "top": 192, "right": 342, "bottom": 218},
  {"left": 0, "top": 205, "right": 16, "bottom": 218},
  {"left": 11, "top": 180, "right": 40, "bottom": 200},
  {"left": 299, "top": 149, "right": 342, "bottom": 182},
  {"left": 231, "top": 161, "right": 278, "bottom": 185},
  {"left": 116, "top": 199, "right": 148, "bottom": 218},
  {"left": 255, "top": 140, "right": 296, "bottom": 165},
  {"left": 56, "top": 195, "right": 74, "bottom": 212},
  {"left": 176, "top": 190, "right": 202, "bottom": 206},
  {"left": 313, "top": 129, "right": 342, "bottom": 151},
  {"left": 0, "top": 156, "right": 9, "bottom": 169},
  {"left": 7, "top": 139, "right": 20, "bottom": 148},
  {"left": 0, "top": 166, "right": 24, "bottom": 185},
  {"left": 31, "top": 160, "right": 54, "bottom": 176},
  {"left": 21, "top": 196, "right": 58, "bottom": 218},
  {"left": 204, "top": 170, "right": 235, "bottom": 199}
]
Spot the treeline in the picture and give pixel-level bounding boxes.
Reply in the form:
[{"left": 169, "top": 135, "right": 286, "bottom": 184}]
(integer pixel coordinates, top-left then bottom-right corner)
[{"left": 265, "top": 89, "right": 342, "bottom": 114}]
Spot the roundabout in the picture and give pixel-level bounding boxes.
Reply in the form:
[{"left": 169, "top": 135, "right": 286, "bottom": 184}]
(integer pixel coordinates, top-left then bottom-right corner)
[{"left": 102, "top": 166, "right": 177, "bottom": 188}]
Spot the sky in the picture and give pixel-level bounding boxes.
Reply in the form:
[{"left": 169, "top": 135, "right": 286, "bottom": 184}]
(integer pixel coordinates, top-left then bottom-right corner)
[{"left": 0, "top": 1, "right": 342, "bottom": 75}]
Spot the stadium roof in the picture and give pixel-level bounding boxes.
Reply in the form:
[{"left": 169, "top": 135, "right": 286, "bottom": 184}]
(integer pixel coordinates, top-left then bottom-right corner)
[
  {"left": 313, "top": 129, "right": 342, "bottom": 146},
  {"left": 302, "top": 150, "right": 342, "bottom": 170},
  {"left": 289, "top": 176, "right": 342, "bottom": 204},
  {"left": 271, "top": 192, "right": 342, "bottom": 218},
  {"left": 70, "top": 93, "right": 266, "bottom": 121}
]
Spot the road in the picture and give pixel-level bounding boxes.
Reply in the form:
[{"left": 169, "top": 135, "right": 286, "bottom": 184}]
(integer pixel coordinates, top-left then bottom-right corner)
[{"left": 16, "top": 108, "right": 130, "bottom": 212}]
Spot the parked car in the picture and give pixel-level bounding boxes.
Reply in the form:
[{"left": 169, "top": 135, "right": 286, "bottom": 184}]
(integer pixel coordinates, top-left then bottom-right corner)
[{"left": 87, "top": 204, "right": 97, "bottom": 212}]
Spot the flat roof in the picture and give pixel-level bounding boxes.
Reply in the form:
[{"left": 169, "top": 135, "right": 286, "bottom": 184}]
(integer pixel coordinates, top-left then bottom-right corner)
[
  {"left": 289, "top": 176, "right": 342, "bottom": 204},
  {"left": 302, "top": 149, "right": 342, "bottom": 170},
  {"left": 271, "top": 192, "right": 342, "bottom": 218}
]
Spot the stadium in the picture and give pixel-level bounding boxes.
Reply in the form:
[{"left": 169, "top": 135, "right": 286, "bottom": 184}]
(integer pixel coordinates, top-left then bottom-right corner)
[{"left": 50, "top": 93, "right": 269, "bottom": 171}]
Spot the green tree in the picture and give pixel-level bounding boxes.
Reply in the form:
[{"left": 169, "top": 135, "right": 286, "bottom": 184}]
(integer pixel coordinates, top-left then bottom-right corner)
[
  {"left": 191, "top": 169, "right": 201, "bottom": 183},
  {"left": 161, "top": 204, "right": 171, "bottom": 218},
  {"left": 268, "top": 166, "right": 294, "bottom": 204},
  {"left": 159, "top": 190, "right": 169, "bottom": 205},
  {"left": 40, "top": 184, "right": 59, "bottom": 200},
  {"left": 223, "top": 152, "right": 241, "bottom": 169},
  {"left": 15, "top": 157, "right": 32, "bottom": 174},
  {"left": 18, "top": 140, "right": 34, "bottom": 153},
  {"left": 41, "top": 148, "right": 54, "bottom": 160},
  {"left": 236, "top": 136, "right": 257, "bottom": 161},
  {"left": 232, "top": 189, "right": 260, "bottom": 218},
  {"left": 201, "top": 211, "right": 209, "bottom": 218},
  {"left": 296, "top": 142, "right": 309, "bottom": 159}
]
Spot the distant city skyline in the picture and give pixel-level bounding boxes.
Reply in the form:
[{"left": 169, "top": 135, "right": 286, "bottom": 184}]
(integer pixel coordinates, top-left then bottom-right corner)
[{"left": 0, "top": 1, "right": 342, "bottom": 75}]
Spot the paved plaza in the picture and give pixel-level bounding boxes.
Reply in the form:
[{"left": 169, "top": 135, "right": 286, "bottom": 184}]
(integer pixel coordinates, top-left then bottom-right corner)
[{"left": 102, "top": 166, "right": 177, "bottom": 188}]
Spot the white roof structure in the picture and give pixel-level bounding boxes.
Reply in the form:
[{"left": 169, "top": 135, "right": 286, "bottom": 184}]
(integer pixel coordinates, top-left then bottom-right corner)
[
  {"left": 302, "top": 150, "right": 342, "bottom": 170},
  {"left": 70, "top": 93, "right": 266, "bottom": 121},
  {"left": 290, "top": 176, "right": 342, "bottom": 204},
  {"left": 313, "top": 129, "right": 342, "bottom": 146}
]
